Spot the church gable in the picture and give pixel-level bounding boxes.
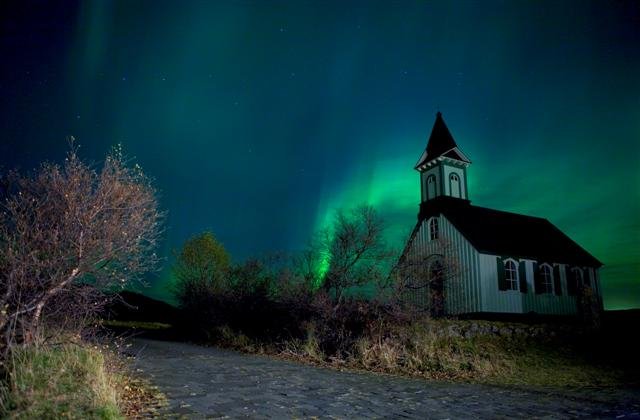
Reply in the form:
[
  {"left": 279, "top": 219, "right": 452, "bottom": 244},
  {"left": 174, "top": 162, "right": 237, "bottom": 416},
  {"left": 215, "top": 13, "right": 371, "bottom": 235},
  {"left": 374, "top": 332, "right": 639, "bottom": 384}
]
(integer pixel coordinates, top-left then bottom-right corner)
[{"left": 399, "top": 212, "right": 482, "bottom": 315}]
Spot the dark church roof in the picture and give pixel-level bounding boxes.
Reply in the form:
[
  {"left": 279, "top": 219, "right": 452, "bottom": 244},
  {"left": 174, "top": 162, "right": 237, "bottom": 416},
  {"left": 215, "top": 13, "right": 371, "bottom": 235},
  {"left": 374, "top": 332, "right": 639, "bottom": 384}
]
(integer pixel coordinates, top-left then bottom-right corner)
[
  {"left": 417, "top": 196, "right": 603, "bottom": 267},
  {"left": 415, "top": 112, "right": 470, "bottom": 169}
]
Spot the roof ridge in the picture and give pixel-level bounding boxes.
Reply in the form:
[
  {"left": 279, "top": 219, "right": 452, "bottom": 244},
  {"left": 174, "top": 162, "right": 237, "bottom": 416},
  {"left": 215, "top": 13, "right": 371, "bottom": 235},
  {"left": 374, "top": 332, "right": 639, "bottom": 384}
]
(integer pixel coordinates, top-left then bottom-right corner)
[
  {"left": 433, "top": 203, "right": 602, "bottom": 267},
  {"left": 466, "top": 203, "right": 549, "bottom": 221}
]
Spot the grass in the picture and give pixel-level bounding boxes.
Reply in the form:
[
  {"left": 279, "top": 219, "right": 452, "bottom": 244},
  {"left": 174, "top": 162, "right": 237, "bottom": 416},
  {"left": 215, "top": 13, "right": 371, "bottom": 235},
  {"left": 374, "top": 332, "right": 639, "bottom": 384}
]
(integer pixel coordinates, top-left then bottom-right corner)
[
  {"left": 0, "top": 344, "right": 121, "bottom": 419},
  {"left": 214, "top": 319, "right": 630, "bottom": 388},
  {"left": 499, "top": 338, "right": 620, "bottom": 387},
  {"left": 0, "top": 340, "right": 167, "bottom": 419}
]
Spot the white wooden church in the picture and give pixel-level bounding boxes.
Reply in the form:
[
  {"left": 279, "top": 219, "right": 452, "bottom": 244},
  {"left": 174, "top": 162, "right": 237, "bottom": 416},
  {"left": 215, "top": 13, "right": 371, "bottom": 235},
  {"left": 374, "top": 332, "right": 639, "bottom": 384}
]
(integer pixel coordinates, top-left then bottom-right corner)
[{"left": 399, "top": 112, "right": 603, "bottom": 317}]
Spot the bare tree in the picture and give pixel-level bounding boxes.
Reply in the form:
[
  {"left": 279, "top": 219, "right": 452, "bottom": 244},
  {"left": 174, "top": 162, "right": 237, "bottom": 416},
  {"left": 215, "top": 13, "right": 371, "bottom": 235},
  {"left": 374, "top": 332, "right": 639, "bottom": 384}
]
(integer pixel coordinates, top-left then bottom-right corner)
[
  {"left": 319, "top": 206, "right": 394, "bottom": 303},
  {"left": 291, "top": 247, "right": 323, "bottom": 291},
  {"left": 0, "top": 143, "right": 162, "bottom": 352},
  {"left": 391, "top": 237, "right": 463, "bottom": 317}
]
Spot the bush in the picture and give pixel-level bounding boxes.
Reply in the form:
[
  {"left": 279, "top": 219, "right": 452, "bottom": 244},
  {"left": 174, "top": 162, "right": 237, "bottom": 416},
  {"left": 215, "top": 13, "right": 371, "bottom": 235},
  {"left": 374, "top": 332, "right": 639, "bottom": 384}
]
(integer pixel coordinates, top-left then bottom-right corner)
[
  {"left": 0, "top": 143, "right": 162, "bottom": 353},
  {"left": 0, "top": 343, "right": 121, "bottom": 419},
  {"left": 174, "top": 249, "right": 317, "bottom": 343},
  {"left": 309, "top": 294, "right": 409, "bottom": 358},
  {"left": 173, "top": 232, "right": 231, "bottom": 302}
]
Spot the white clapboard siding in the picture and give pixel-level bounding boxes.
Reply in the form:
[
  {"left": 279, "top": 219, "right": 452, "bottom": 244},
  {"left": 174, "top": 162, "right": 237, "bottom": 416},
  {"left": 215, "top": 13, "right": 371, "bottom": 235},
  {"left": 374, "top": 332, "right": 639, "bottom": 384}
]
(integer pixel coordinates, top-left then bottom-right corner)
[
  {"left": 478, "top": 254, "right": 523, "bottom": 313},
  {"left": 404, "top": 215, "right": 601, "bottom": 316},
  {"left": 521, "top": 263, "right": 578, "bottom": 315},
  {"left": 405, "top": 215, "right": 481, "bottom": 314},
  {"left": 480, "top": 255, "right": 579, "bottom": 314}
]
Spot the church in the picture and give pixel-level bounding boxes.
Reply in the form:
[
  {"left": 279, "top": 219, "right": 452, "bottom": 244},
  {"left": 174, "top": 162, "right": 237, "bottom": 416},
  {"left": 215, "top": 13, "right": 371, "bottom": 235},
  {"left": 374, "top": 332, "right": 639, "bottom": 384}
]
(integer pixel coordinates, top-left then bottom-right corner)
[{"left": 398, "top": 112, "right": 603, "bottom": 317}]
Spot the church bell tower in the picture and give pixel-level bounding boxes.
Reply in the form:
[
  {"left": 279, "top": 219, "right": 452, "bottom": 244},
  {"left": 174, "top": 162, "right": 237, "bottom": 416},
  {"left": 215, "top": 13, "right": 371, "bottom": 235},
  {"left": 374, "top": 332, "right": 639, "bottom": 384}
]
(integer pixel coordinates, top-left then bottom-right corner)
[{"left": 414, "top": 112, "right": 471, "bottom": 203}]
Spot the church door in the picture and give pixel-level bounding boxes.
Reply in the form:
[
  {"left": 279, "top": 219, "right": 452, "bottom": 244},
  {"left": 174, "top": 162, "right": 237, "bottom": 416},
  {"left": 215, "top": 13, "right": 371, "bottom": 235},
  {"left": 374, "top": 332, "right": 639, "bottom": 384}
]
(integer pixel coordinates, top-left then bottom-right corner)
[{"left": 429, "top": 262, "right": 445, "bottom": 317}]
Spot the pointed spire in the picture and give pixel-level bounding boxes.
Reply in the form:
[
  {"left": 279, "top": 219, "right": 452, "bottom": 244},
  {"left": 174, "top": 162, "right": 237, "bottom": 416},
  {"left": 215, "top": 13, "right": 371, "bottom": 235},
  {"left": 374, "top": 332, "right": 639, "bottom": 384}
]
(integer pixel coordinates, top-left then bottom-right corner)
[
  {"left": 415, "top": 112, "right": 470, "bottom": 169},
  {"left": 426, "top": 112, "right": 457, "bottom": 158}
]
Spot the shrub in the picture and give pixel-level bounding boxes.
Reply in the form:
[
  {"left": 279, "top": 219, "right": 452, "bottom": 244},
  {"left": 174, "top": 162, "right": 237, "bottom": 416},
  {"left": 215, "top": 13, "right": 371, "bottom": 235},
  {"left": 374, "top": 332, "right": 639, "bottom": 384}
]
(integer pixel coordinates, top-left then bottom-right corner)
[
  {"left": 308, "top": 293, "right": 410, "bottom": 358},
  {"left": 174, "top": 245, "right": 317, "bottom": 342},
  {"left": 0, "top": 143, "right": 162, "bottom": 353},
  {"left": 173, "top": 232, "right": 231, "bottom": 302}
]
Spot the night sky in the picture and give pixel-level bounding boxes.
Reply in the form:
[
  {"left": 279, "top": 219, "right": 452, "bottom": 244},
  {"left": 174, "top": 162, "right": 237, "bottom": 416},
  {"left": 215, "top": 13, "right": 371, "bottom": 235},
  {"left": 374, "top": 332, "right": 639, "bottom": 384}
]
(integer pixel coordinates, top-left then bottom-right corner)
[{"left": 1, "top": 1, "right": 638, "bottom": 309}]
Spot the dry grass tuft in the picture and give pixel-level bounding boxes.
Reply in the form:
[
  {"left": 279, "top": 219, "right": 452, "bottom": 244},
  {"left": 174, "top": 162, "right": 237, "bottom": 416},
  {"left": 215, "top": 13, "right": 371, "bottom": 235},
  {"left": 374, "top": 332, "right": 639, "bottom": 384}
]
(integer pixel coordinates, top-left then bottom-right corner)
[
  {"left": 0, "top": 343, "right": 121, "bottom": 419},
  {"left": 273, "top": 319, "right": 626, "bottom": 387},
  {"left": 0, "top": 335, "right": 167, "bottom": 419}
]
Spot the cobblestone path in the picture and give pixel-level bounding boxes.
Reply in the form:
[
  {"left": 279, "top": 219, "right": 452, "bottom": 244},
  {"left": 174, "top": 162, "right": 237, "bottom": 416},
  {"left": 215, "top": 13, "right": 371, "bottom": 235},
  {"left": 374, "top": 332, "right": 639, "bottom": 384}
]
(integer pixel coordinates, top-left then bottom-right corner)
[{"left": 130, "top": 339, "right": 639, "bottom": 419}]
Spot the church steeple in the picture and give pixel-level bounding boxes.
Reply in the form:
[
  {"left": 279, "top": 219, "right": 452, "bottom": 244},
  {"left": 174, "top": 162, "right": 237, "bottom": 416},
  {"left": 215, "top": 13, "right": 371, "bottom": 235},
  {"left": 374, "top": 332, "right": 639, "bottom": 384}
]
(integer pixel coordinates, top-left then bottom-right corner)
[{"left": 415, "top": 112, "right": 471, "bottom": 203}]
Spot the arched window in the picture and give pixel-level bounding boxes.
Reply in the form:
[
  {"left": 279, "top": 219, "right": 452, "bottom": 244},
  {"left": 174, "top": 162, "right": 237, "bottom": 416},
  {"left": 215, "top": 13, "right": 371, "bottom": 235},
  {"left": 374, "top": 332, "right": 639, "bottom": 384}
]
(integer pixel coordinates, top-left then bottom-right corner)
[
  {"left": 426, "top": 174, "right": 436, "bottom": 199},
  {"left": 429, "top": 217, "right": 439, "bottom": 241},
  {"left": 504, "top": 260, "right": 519, "bottom": 291},
  {"left": 539, "top": 264, "right": 553, "bottom": 294},
  {"left": 449, "top": 173, "right": 461, "bottom": 198}
]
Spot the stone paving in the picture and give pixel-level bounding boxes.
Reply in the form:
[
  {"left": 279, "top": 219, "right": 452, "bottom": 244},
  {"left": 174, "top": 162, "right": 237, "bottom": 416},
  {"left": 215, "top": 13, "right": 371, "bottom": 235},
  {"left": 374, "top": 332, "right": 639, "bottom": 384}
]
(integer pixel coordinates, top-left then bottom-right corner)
[{"left": 129, "top": 338, "right": 640, "bottom": 419}]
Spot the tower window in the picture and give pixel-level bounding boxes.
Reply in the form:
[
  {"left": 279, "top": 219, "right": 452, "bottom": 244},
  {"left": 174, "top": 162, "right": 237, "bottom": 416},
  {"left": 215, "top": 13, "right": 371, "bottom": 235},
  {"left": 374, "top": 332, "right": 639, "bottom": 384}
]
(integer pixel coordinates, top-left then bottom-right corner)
[
  {"left": 449, "top": 173, "right": 462, "bottom": 198},
  {"left": 426, "top": 174, "right": 436, "bottom": 200},
  {"left": 429, "top": 217, "right": 439, "bottom": 240},
  {"left": 504, "top": 260, "right": 519, "bottom": 291}
]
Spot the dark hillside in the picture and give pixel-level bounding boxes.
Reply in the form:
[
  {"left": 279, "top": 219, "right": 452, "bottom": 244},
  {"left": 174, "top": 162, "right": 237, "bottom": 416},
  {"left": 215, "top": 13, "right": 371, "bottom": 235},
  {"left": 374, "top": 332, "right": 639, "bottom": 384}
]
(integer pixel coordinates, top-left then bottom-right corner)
[{"left": 105, "top": 291, "right": 179, "bottom": 324}]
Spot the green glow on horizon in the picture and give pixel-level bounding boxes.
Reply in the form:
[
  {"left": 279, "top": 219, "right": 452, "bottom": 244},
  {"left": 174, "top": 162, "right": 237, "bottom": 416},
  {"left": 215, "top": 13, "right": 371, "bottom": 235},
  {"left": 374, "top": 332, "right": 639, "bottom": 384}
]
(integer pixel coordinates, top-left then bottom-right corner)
[{"left": 311, "top": 131, "right": 640, "bottom": 311}]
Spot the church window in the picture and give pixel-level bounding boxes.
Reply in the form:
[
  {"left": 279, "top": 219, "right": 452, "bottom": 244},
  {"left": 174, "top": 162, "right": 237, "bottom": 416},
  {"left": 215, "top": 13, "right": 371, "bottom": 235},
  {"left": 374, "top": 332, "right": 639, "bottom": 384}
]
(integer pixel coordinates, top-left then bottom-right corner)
[
  {"left": 427, "top": 175, "right": 436, "bottom": 199},
  {"left": 539, "top": 264, "right": 553, "bottom": 294},
  {"left": 504, "top": 260, "right": 519, "bottom": 291},
  {"left": 449, "top": 173, "right": 461, "bottom": 198},
  {"left": 429, "top": 217, "right": 439, "bottom": 241}
]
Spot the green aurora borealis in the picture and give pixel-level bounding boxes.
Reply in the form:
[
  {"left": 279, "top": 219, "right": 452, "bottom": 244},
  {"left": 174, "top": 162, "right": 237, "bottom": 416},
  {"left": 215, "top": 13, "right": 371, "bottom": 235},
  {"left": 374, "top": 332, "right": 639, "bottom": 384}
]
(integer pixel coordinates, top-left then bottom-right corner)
[{"left": 1, "top": 1, "right": 638, "bottom": 308}]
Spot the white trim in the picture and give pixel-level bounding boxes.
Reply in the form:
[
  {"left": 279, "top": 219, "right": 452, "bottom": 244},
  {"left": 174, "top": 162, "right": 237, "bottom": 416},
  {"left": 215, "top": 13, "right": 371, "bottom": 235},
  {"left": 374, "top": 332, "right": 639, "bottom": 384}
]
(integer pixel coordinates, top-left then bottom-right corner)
[
  {"left": 503, "top": 258, "right": 520, "bottom": 292},
  {"left": 539, "top": 263, "right": 554, "bottom": 294},
  {"left": 571, "top": 266, "right": 584, "bottom": 287},
  {"left": 451, "top": 147, "right": 471, "bottom": 163},
  {"left": 414, "top": 150, "right": 427, "bottom": 170},
  {"left": 415, "top": 147, "right": 472, "bottom": 171},
  {"left": 428, "top": 216, "right": 439, "bottom": 241}
]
